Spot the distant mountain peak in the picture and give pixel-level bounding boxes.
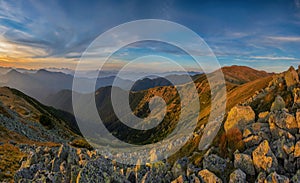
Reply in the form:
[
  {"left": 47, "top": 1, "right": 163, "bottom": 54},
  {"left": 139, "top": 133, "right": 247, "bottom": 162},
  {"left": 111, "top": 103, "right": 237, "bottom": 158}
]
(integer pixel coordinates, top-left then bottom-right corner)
[
  {"left": 6, "top": 69, "right": 22, "bottom": 75},
  {"left": 37, "top": 69, "right": 52, "bottom": 74}
]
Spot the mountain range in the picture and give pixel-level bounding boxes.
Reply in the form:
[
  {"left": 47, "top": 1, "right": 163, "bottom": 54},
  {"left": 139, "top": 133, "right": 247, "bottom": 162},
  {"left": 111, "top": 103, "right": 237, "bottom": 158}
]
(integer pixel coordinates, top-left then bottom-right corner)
[{"left": 1, "top": 65, "right": 300, "bottom": 182}]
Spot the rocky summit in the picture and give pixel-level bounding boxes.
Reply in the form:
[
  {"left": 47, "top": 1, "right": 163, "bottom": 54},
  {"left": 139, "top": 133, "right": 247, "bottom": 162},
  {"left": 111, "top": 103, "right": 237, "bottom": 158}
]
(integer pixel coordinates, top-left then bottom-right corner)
[{"left": 0, "top": 65, "right": 300, "bottom": 183}]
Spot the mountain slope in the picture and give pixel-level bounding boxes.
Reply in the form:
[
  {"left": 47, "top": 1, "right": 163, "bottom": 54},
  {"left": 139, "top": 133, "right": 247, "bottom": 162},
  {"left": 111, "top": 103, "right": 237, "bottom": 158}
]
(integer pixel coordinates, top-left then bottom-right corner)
[
  {"left": 0, "top": 87, "right": 80, "bottom": 139},
  {"left": 220, "top": 65, "right": 271, "bottom": 85}
]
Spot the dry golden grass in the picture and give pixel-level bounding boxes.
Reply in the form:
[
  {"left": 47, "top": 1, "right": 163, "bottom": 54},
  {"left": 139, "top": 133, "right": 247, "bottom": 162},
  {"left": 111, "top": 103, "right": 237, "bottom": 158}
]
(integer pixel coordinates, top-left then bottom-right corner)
[
  {"left": 0, "top": 87, "right": 41, "bottom": 122},
  {"left": 70, "top": 138, "right": 93, "bottom": 150},
  {"left": 0, "top": 125, "right": 59, "bottom": 182},
  {"left": 0, "top": 144, "right": 25, "bottom": 181}
]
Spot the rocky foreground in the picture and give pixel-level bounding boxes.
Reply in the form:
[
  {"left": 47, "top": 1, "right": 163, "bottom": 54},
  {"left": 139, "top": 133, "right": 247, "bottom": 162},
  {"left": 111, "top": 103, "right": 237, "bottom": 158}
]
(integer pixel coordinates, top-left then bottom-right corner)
[{"left": 0, "top": 66, "right": 299, "bottom": 183}]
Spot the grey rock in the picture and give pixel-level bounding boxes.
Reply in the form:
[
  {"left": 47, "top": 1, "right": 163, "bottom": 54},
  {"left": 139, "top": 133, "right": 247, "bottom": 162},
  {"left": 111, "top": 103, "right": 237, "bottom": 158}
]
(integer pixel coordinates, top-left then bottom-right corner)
[
  {"left": 198, "top": 169, "right": 222, "bottom": 183},
  {"left": 234, "top": 153, "right": 255, "bottom": 175},
  {"left": 265, "top": 172, "right": 289, "bottom": 183},
  {"left": 229, "top": 169, "right": 246, "bottom": 183}
]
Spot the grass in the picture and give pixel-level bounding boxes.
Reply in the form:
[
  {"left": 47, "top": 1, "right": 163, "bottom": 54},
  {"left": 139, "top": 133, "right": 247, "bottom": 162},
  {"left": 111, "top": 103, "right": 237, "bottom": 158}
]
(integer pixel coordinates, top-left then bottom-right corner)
[
  {"left": 0, "top": 144, "right": 25, "bottom": 182},
  {"left": 70, "top": 138, "right": 93, "bottom": 150}
]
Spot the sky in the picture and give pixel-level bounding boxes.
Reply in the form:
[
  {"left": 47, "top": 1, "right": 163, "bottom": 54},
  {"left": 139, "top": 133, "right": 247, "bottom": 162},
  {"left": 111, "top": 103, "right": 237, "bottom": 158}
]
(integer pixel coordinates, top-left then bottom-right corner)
[{"left": 0, "top": 0, "right": 300, "bottom": 72}]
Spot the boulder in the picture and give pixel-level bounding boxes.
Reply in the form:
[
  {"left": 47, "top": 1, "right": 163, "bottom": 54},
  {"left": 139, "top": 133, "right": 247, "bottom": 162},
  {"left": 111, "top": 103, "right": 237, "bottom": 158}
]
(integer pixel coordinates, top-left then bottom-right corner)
[
  {"left": 198, "top": 169, "right": 222, "bottom": 183},
  {"left": 265, "top": 172, "right": 289, "bottom": 183},
  {"left": 203, "top": 154, "right": 227, "bottom": 174},
  {"left": 291, "top": 170, "right": 300, "bottom": 183},
  {"left": 258, "top": 111, "right": 269, "bottom": 122},
  {"left": 243, "top": 135, "right": 262, "bottom": 148},
  {"left": 296, "top": 110, "right": 300, "bottom": 130},
  {"left": 229, "top": 169, "right": 246, "bottom": 183},
  {"left": 284, "top": 66, "right": 299, "bottom": 89},
  {"left": 252, "top": 140, "right": 278, "bottom": 173},
  {"left": 256, "top": 172, "right": 266, "bottom": 183},
  {"left": 293, "top": 88, "right": 300, "bottom": 107},
  {"left": 234, "top": 153, "right": 255, "bottom": 175},
  {"left": 268, "top": 111, "right": 298, "bottom": 136},
  {"left": 270, "top": 95, "right": 285, "bottom": 112},
  {"left": 224, "top": 106, "right": 255, "bottom": 132},
  {"left": 171, "top": 157, "right": 188, "bottom": 178},
  {"left": 295, "top": 141, "right": 300, "bottom": 158},
  {"left": 188, "top": 174, "right": 201, "bottom": 183},
  {"left": 171, "top": 175, "right": 186, "bottom": 183},
  {"left": 242, "top": 128, "right": 252, "bottom": 138}
]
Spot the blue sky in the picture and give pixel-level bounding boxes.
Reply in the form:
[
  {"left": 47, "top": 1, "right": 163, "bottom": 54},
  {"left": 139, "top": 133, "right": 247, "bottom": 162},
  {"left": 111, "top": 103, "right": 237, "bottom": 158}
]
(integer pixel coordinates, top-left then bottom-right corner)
[{"left": 0, "top": 0, "right": 299, "bottom": 72}]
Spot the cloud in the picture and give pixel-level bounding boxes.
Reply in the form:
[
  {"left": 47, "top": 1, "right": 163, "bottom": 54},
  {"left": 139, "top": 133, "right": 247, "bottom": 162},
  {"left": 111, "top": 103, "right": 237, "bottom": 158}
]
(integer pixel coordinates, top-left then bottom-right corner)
[
  {"left": 267, "top": 36, "right": 300, "bottom": 42},
  {"left": 250, "top": 56, "right": 298, "bottom": 60}
]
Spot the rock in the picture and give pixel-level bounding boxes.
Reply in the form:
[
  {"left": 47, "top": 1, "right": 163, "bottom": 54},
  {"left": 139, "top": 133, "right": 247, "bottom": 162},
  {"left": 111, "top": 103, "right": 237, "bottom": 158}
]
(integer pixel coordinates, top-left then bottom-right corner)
[
  {"left": 250, "top": 123, "right": 270, "bottom": 134},
  {"left": 284, "top": 66, "right": 299, "bottom": 89},
  {"left": 76, "top": 157, "right": 113, "bottom": 183},
  {"left": 9, "top": 140, "right": 17, "bottom": 145},
  {"left": 293, "top": 88, "right": 300, "bottom": 107},
  {"left": 188, "top": 174, "right": 201, "bottom": 183},
  {"left": 171, "top": 157, "right": 188, "bottom": 178},
  {"left": 198, "top": 169, "right": 222, "bottom": 183},
  {"left": 258, "top": 111, "right": 269, "bottom": 122},
  {"left": 57, "top": 144, "right": 69, "bottom": 161},
  {"left": 203, "top": 154, "right": 227, "bottom": 174},
  {"left": 291, "top": 170, "right": 300, "bottom": 183},
  {"left": 296, "top": 110, "right": 300, "bottom": 130},
  {"left": 224, "top": 105, "right": 255, "bottom": 132},
  {"left": 229, "top": 169, "right": 246, "bottom": 183},
  {"left": 252, "top": 140, "right": 278, "bottom": 173},
  {"left": 271, "top": 95, "right": 285, "bottom": 112},
  {"left": 127, "top": 171, "right": 136, "bottom": 183},
  {"left": 243, "top": 135, "right": 262, "bottom": 148},
  {"left": 243, "top": 128, "right": 252, "bottom": 138},
  {"left": 234, "top": 153, "right": 255, "bottom": 175},
  {"left": 269, "top": 111, "right": 298, "bottom": 136},
  {"left": 265, "top": 172, "right": 289, "bottom": 183},
  {"left": 140, "top": 171, "right": 167, "bottom": 183},
  {"left": 284, "top": 155, "right": 296, "bottom": 173},
  {"left": 256, "top": 172, "right": 266, "bottom": 183},
  {"left": 295, "top": 141, "right": 300, "bottom": 158},
  {"left": 171, "top": 175, "right": 186, "bottom": 183}
]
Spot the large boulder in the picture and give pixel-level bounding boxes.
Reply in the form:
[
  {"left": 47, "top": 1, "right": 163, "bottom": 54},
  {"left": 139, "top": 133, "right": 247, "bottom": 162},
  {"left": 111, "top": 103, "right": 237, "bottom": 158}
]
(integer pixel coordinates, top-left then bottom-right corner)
[
  {"left": 198, "top": 169, "right": 222, "bottom": 183},
  {"left": 284, "top": 66, "right": 299, "bottom": 89},
  {"left": 229, "top": 169, "right": 246, "bottom": 183},
  {"left": 270, "top": 95, "right": 285, "bottom": 112},
  {"left": 252, "top": 140, "right": 278, "bottom": 173},
  {"left": 224, "top": 106, "right": 255, "bottom": 132},
  {"left": 268, "top": 111, "right": 298, "bottom": 135},
  {"left": 234, "top": 153, "right": 255, "bottom": 175}
]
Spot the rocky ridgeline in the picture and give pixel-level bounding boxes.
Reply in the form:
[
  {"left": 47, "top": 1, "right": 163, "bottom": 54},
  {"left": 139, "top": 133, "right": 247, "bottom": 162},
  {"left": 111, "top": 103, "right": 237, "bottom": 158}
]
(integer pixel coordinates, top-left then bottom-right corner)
[{"left": 11, "top": 66, "right": 300, "bottom": 183}]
